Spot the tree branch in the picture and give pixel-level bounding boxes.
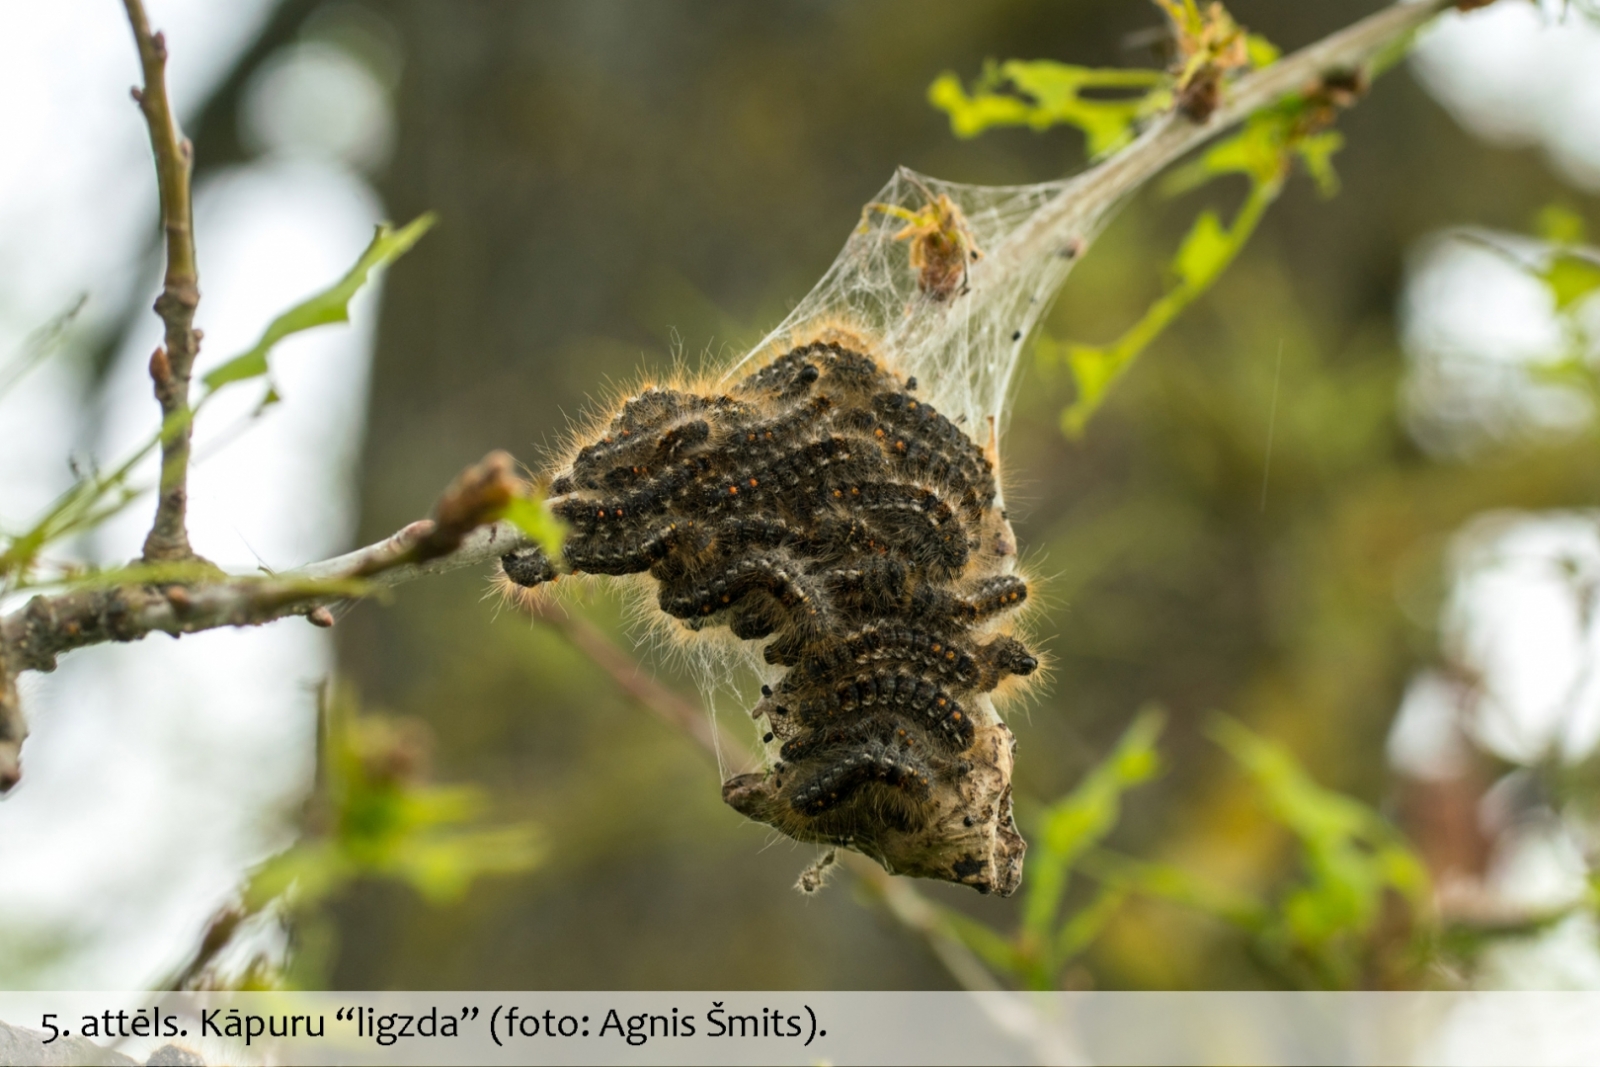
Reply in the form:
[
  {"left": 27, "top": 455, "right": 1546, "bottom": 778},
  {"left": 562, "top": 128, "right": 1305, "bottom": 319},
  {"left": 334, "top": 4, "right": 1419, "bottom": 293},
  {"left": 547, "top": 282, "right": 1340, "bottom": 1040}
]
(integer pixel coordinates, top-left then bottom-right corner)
[
  {"left": 0, "top": 453, "right": 529, "bottom": 791},
  {"left": 1, "top": 519, "right": 524, "bottom": 677},
  {"left": 123, "top": 0, "right": 203, "bottom": 564},
  {"left": 1000, "top": 0, "right": 1460, "bottom": 275}
]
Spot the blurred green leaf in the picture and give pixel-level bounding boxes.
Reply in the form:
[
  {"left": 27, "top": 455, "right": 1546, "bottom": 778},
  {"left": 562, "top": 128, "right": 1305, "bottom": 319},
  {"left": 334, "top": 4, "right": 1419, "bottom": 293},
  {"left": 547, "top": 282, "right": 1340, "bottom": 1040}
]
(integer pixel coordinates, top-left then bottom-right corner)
[
  {"left": 0, "top": 293, "right": 86, "bottom": 403},
  {"left": 390, "top": 825, "right": 545, "bottom": 904},
  {"left": 939, "top": 908, "right": 1028, "bottom": 977},
  {"left": 1208, "top": 714, "right": 1430, "bottom": 984},
  {"left": 1537, "top": 203, "right": 1587, "bottom": 246},
  {"left": 1055, "top": 883, "right": 1128, "bottom": 962},
  {"left": 246, "top": 841, "right": 352, "bottom": 911},
  {"left": 1294, "top": 132, "right": 1345, "bottom": 198},
  {"left": 203, "top": 213, "right": 437, "bottom": 391},
  {"left": 1174, "top": 210, "right": 1231, "bottom": 288},
  {"left": 929, "top": 60, "right": 1169, "bottom": 157},
  {"left": 1244, "top": 34, "right": 1281, "bottom": 68},
  {"left": 1529, "top": 354, "right": 1600, "bottom": 394},
  {"left": 238, "top": 684, "right": 541, "bottom": 949},
  {"left": 1543, "top": 254, "right": 1600, "bottom": 312},
  {"left": 1080, "top": 849, "right": 1270, "bottom": 932},
  {"left": 1061, "top": 175, "right": 1278, "bottom": 436},
  {"left": 1017, "top": 705, "right": 1165, "bottom": 984}
]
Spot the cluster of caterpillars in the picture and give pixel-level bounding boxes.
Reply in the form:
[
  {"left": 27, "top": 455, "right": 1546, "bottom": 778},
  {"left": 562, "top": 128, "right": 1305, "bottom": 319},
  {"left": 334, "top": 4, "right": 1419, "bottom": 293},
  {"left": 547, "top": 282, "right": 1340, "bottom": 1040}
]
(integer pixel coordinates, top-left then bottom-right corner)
[{"left": 501, "top": 334, "right": 1036, "bottom": 894}]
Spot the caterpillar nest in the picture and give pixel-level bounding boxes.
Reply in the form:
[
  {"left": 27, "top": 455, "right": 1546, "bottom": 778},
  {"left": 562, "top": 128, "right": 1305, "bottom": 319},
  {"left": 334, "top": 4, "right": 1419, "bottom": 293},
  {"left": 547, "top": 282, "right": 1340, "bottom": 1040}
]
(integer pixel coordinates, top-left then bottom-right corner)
[
  {"left": 502, "top": 332, "right": 1035, "bottom": 894},
  {"left": 502, "top": 167, "right": 1105, "bottom": 895}
]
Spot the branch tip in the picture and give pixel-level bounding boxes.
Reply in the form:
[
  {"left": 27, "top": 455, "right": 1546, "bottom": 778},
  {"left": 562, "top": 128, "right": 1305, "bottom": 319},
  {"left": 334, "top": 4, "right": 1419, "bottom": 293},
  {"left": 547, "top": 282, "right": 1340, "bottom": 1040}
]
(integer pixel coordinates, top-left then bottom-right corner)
[
  {"left": 415, "top": 451, "right": 522, "bottom": 562},
  {"left": 125, "top": 0, "right": 203, "bottom": 565}
]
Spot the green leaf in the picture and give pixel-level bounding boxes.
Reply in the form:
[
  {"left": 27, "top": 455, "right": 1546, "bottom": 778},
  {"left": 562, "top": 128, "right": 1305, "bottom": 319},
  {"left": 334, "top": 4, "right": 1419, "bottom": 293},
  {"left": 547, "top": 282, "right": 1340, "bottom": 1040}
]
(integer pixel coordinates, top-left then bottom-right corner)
[
  {"left": 929, "top": 61, "right": 1169, "bottom": 157},
  {"left": 1543, "top": 254, "right": 1600, "bottom": 312},
  {"left": 1245, "top": 34, "right": 1281, "bottom": 68},
  {"left": 1530, "top": 355, "right": 1600, "bottom": 394},
  {"left": 390, "top": 824, "right": 544, "bottom": 904},
  {"left": 246, "top": 841, "right": 353, "bottom": 910},
  {"left": 1165, "top": 114, "right": 1294, "bottom": 195},
  {"left": 500, "top": 494, "right": 567, "bottom": 558},
  {"left": 1174, "top": 210, "right": 1231, "bottom": 288},
  {"left": 202, "top": 212, "right": 437, "bottom": 391},
  {"left": 0, "top": 420, "right": 171, "bottom": 582},
  {"left": 1061, "top": 344, "right": 1119, "bottom": 438},
  {"left": 1062, "top": 165, "right": 1281, "bottom": 437},
  {"left": 929, "top": 71, "right": 1036, "bottom": 139},
  {"left": 1208, "top": 714, "right": 1430, "bottom": 959}
]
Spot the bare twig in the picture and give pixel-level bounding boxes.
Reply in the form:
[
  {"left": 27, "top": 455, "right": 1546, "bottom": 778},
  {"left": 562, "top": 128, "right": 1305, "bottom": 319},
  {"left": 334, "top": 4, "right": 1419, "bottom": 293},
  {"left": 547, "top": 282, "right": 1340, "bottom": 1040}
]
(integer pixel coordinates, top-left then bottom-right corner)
[{"left": 123, "top": 0, "right": 203, "bottom": 564}]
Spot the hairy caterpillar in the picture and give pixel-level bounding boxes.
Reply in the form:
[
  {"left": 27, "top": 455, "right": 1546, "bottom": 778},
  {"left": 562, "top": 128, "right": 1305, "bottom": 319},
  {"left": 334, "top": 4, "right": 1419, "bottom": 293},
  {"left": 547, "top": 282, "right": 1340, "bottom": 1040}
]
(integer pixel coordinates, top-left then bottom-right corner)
[{"left": 501, "top": 328, "right": 1036, "bottom": 895}]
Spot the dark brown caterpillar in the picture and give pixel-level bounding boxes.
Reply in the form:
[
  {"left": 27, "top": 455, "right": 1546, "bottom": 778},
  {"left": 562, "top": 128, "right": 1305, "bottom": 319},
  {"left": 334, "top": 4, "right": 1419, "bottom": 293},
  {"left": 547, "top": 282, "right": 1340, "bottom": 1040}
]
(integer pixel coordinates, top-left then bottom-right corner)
[{"left": 501, "top": 331, "right": 1035, "bottom": 894}]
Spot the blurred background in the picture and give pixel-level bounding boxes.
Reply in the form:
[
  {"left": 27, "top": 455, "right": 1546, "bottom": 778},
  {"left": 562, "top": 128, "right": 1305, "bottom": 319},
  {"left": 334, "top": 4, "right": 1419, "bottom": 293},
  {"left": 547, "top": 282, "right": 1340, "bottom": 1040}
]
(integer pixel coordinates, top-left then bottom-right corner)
[{"left": 1, "top": 0, "right": 1598, "bottom": 992}]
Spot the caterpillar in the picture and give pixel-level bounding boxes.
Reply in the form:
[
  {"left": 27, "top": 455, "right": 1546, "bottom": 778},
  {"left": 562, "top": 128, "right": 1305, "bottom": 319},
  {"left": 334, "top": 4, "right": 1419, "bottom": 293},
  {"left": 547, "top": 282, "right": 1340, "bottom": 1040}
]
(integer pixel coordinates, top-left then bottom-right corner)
[{"left": 501, "top": 330, "right": 1036, "bottom": 895}]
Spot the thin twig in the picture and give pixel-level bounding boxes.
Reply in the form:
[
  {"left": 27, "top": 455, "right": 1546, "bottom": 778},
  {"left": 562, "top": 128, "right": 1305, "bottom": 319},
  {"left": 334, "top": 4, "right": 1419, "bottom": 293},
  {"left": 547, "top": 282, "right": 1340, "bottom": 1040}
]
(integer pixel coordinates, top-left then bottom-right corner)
[
  {"left": 516, "top": 600, "right": 999, "bottom": 991},
  {"left": 123, "top": 0, "right": 204, "bottom": 564},
  {"left": 521, "top": 597, "right": 749, "bottom": 760},
  {"left": 845, "top": 852, "right": 1003, "bottom": 992}
]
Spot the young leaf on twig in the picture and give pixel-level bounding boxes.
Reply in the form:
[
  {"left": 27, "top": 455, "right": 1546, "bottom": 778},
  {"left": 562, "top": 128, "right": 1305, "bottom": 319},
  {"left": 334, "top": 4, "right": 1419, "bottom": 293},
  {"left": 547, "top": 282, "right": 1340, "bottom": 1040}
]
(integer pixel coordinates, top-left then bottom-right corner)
[{"left": 203, "top": 213, "right": 437, "bottom": 391}]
